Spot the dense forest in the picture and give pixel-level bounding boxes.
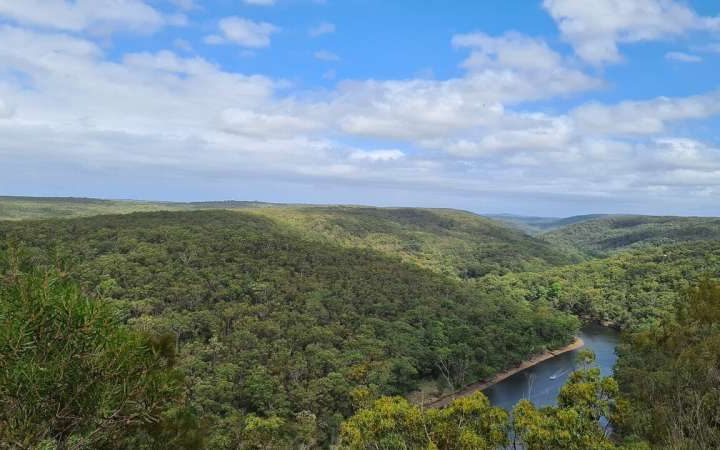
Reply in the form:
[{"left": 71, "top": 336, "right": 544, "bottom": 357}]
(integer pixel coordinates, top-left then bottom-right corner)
[
  {"left": 614, "top": 279, "right": 720, "bottom": 449},
  {"left": 487, "top": 213, "right": 609, "bottom": 234},
  {"left": 251, "top": 206, "right": 579, "bottom": 278},
  {"left": 477, "top": 241, "right": 720, "bottom": 329},
  {"left": 0, "top": 209, "right": 577, "bottom": 447},
  {"left": 543, "top": 215, "right": 720, "bottom": 256},
  {"left": 1, "top": 198, "right": 720, "bottom": 448}
]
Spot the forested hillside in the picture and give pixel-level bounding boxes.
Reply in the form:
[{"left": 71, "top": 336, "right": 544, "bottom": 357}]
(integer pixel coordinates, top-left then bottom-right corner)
[
  {"left": 543, "top": 215, "right": 720, "bottom": 256},
  {"left": 488, "top": 214, "right": 607, "bottom": 234},
  {"left": 0, "top": 210, "right": 577, "bottom": 447},
  {"left": 0, "top": 196, "right": 179, "bottom": 220},
  {"left": 0, "top": 196, "right": 269, "bottom": 221},
  {"left": 615, "top": 280, "right": 720, "bottom": 449},
  {"left": 477, "top": 241, "right": 720, "bottom": 329},
  {"left": 0, "top": 196, "right": 581, "bottom": 277},
  {"left": 252, "top": 206, "right": 579, "bottom": 278}
]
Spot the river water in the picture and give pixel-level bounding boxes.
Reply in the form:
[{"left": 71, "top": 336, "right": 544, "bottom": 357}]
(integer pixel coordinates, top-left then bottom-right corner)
[{"left": 484, "top": 324, "right": 620, "bottom": 411}]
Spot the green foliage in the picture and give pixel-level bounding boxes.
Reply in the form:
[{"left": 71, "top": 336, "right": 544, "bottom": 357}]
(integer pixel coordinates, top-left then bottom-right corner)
[
  {"left": 340, "top": 392, "right": 509, "bottom": 449},
  {"left": 252, "top": 206, "right": 579, "bottom": 279},
  {"left": 0, "top": 196, "right": 178, "bottom": 221},
  {"left": 543, "top": 215, "right": 720, "bottom": 256},
  {"left": 342, "top": 351, "right": 641, "bottom": 450},
  {"left": 0, "top": 268, "right": 200, "bottom": 449},
  {"left": 512, "top": 350, "right": 625, "bottom": 450},
  {"left": 488, "top": 213, "right": 607, "bottom": 235},
  {"left": 0, "top": 197, "right": 579, "bottom": 279},
  {"left": 0, "top": 210, "right": 578, "bottom": 447},
  {"left": 476, "top": 242, "right": 720, "bottom": 329},
  {"left": 614, "top": 279, "right": 720, "bottom": 449}
]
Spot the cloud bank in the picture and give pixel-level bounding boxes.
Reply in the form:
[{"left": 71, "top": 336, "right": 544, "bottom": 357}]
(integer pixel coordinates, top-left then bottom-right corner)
[{"left": 0, "top": 0, "right": 719, "bottom": 214}]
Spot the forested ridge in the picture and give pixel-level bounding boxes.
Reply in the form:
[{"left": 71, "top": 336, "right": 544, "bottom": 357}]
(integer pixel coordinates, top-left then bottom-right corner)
[
  {"left": 2, "top": 199, "right": 720, "bottom": 448},
  {"left": 251, "top": 206, "right": 579, "bottom": 278},
  {"left": 476, "top": 241, "right": 720, "bottom": 329},
  {"left": 487, "top": 213, "right": 608, "bottom": 234},
  {"left": 542, "top": 215, "right": 720, "bottom": 256},
  {"left": 0, "top": 196, "right": 270, "bottom": 221},
  {"left": 0, "top": 197, "right": 578, "bottom": 277}
]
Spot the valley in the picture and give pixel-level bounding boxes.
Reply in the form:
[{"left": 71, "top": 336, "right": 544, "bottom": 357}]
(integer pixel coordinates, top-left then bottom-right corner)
[{"left": 2, "top": 196, "right": 719, "bottom": 448}]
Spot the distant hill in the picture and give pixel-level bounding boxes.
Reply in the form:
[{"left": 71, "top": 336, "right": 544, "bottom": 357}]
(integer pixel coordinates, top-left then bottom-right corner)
[
  {"left": 543, "top": 215, "right": 720, "bottom": 255},
  {"left": 0, "top": 196, "right": 271, "bottom": 221},
  {"left": 0, "top": 197, "right": 578, "bottom": 277},
  {"left": 252, "top": 206, "right": 580, "bottom": 278},
  {"left": 477, "top": 239, "right": 720, "bottom": 329},
  {"left": 487, "top": 214, "right": 608, "bottom": 234}
]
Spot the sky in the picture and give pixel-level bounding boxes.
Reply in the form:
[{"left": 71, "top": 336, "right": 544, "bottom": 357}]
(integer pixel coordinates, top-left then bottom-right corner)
[{"left": 0, "top": 0, "right": 720, "bottom": 216}]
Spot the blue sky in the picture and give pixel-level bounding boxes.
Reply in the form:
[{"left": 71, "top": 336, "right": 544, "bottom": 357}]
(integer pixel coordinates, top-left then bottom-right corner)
[{"left": 0, "top": 0, "right": 719, "bottom": 216}]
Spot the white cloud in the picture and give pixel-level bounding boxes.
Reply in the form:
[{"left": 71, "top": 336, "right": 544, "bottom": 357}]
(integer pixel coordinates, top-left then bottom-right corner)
[
  {"left": 244, "top": 0, "right": 276, "bottom": 5},
  {"left": 665, "top": 51, "right": 702, "bottom": 63},
  {"left": 450, "top": 31, "right": 601, "bottom": 98},
  {"left": 2, "top": 24, "right": 720, "bottom": 212},
  {"left": 453, "top": 31, "right": 565, "bottom": 72},
  {"left": 543, "top": 0, "right": 720, "bottom": 64},
  {"left": 572, "top": 92, "right": 720, "bottom": 135},
  {"left": 218, "top": 109, "right": 322, "bottom": 137},
  {"left": 0, "top": 0, "right": 174, "bottom": 34},
  {"left": 314, "top": 50, "right": 340, "bottom": 61},
  {"left": 428, "top": 116, "right": 574, "bottom": 156},
  {"left": 123, "top": 50, "right": 219, "bottom": 75},
  {"left": 328, "top": 32, "right": 600, "bottom": 142},
  {"left": 349, "top": 149, "right": 405, "bottom": 162},
  {"left": 652, "top": 138, "right": 720, "bottom": 171},
  {"left": 332, "top": 78, "right": 507, "bottom": 140},
  {"left": 206, "top": 17, "right": 278, "bottom": 48},
  {"left": 0, "top": 26, "right": 275, "bottom": 131},
  {"left": 0, "top": 98, "right": 15, "bottom": 118},
  {"left": 309, "top": 22, "right": 335, "bottom": 37}
]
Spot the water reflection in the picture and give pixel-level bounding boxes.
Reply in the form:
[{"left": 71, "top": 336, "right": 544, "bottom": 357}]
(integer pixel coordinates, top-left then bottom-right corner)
[{"left": 484, "top": 324, "right": 620, "bottom": 411}]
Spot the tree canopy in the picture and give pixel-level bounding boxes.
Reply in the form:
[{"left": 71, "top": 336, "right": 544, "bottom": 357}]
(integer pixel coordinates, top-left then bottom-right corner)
[
  {"left": 615, "top": 279, "right": 720, "bottom": 449},
  {"left": 0, "top": 210, "right": 578, "bottom": 447}
]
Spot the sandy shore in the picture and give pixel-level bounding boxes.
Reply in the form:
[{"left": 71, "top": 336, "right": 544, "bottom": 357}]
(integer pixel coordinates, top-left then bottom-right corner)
[{"left": 423, "top": 337, "right": 585, "bottom": 408}]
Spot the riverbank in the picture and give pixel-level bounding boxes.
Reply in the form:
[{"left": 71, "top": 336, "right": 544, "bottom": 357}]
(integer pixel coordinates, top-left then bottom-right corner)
[{"left": 422, "top": 337, "right": 585, "bottom": 408}]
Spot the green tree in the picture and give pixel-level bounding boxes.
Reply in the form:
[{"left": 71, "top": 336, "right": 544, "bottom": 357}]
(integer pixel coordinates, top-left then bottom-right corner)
[
  {"left": 0, "top": 268, "right": 201, "bottom": 449},
  {"left": 425, "top": 393, "right": 509, "bottom": 449},
  {"left": 513, "top": 350, "right": 643, "bottom": 450},
  {"left": 615, "top": 279, "right": 720, "bottom": 449},
  {"left": 340, "top": 350, "right": 646, "bottom": 450},
  {"left": 339, "top": 392, "right": 508, "bottom": 449}
]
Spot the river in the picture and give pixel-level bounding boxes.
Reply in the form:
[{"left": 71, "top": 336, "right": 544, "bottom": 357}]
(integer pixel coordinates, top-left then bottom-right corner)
[{"left": 483, "top": 324, "right": 620, "bottom": 410}]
